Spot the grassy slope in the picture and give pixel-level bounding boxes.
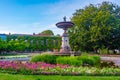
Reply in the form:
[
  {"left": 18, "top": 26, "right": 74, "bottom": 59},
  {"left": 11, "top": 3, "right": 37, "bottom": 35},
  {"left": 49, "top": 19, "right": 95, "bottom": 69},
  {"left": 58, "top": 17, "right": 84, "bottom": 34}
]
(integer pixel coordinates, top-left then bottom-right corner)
[{"left": 0, "top": 73, "right": 120, "bottom": 80}]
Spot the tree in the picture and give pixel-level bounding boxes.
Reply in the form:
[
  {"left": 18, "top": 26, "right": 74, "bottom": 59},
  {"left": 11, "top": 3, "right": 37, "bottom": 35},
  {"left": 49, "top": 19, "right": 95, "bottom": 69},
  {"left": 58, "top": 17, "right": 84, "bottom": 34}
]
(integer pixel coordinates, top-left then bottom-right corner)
[
  {"left": 7, "top": 39, "right": 30, "bottom": 52},
  {"left": 39, "top": 30, "right": 54, "bottom": 36},
  {"left": 68, "top": 2, "right": 120, "bottom": 52},
  {"left": 56, "top": 34, "right": 61, "bottom": 37},
  {"left": 0, "top": 39, "right": 7, "bottom": 54}
]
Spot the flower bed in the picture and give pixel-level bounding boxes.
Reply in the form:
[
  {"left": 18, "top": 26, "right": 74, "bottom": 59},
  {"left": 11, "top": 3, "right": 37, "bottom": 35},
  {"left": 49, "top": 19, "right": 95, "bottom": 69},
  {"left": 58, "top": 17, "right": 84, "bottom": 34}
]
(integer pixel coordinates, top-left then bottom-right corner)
[{"left": 0, "top": 61, "right": 120, "bottom": 76}]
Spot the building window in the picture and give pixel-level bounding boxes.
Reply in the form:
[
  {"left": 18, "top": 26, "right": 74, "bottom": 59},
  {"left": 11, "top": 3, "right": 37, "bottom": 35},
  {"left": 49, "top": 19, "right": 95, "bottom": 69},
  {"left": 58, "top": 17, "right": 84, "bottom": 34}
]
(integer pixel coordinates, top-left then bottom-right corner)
[
  {"left": 36, "top": 40, "right": 39, "bottom": 45},
  {"left": 41, "top": 40, "right": 44, "bottom": 45},
  {"left": 46, "top": 39, "right": 48, "bottom": 45},
  {"left": 30, "top": 40, "right": 33, "bottom": 45}
]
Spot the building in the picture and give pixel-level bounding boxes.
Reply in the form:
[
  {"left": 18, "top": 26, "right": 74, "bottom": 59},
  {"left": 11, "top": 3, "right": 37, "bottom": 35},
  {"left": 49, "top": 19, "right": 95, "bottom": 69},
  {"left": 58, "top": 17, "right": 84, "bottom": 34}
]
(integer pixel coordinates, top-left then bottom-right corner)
[{"left": 0, "top": 34, "right": 7, "bottom": 41}]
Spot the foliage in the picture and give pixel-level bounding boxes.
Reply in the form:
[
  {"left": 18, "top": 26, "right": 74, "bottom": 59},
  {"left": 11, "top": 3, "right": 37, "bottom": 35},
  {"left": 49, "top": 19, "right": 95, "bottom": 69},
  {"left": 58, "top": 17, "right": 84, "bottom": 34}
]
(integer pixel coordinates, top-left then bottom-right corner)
[
  {"left": 100, "top": 61, "right": 116, "bottom": 68},
  {"left": 30, "top": 53, "right": 57, "bottom": 64},
  {"left": 39, "top": 30, "right": 54, "bottom": 36},
  {"left": 56, "top": 56, "right": 83, "bottom": 66},
  {"left": 31, "top": 53, "right": 100, "bottom": 66},
  {"left": 0, "top": 61, "right": 120, "bottom": 76},
  {"left": 0, "top": 39, "right": 7, "bottom": 53},
  {"left": 99, "top": 48, "right": 109, "bottom": 54},
  {"left": 92, "top": 56, "right": 101, "bottom": 64},
  {"left": 56, "top": 34, "right": 61, "bottom": 37},
  {"left": 7, "top": 39, "right": 30, "bottom": 52},
  {"left": 6, "top": 35, "right": 61, "bottom": 52},
  {"left": 68, "top": 1, "right": 120, "bottom": 52},
  {"left": 78, "top": 56, "right": 95, "bottom": 66},
  {"left": 77, "top": 55, "right": 101, "bottom": 66}
]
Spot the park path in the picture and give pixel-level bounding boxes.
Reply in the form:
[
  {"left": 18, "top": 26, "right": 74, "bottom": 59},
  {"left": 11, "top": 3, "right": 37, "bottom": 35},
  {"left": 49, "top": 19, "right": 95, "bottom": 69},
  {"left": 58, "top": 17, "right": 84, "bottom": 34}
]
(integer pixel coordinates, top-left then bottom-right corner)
[{"left": 101, "top": 57, "right": 120, "bottom": 66}]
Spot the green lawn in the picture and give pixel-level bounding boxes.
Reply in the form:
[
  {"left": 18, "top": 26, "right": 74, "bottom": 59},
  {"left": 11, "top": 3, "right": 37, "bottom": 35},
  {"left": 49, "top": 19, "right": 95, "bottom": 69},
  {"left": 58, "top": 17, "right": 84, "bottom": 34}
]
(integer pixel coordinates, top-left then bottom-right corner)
[{"left": 0, "top": 73, "right": 120, "bottom": 80}]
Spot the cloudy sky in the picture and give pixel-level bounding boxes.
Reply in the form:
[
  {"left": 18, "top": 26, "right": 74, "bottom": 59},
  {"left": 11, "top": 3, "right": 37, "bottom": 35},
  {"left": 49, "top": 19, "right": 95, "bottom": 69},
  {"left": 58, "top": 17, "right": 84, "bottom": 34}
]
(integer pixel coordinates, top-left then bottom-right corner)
[{"left": 0, "top": 0, "right": 119, "bottom": 35}]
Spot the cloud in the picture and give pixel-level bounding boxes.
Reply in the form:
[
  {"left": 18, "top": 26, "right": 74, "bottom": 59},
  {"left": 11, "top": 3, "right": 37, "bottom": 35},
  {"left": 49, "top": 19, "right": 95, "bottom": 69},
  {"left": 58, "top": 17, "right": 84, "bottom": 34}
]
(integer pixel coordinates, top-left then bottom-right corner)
[
  {"left": 43, "top": 0, "right": 120, "bottom": 18},
  {"left": 0, "top": 0, "right": 119, "bottom": 35},
  {"left": 0, "top": 26, "right": 13, "bottom": 34},
  {"left": 42, "top": 24, "right": 63, "bottom": 35},
  {"left": 30, "top": 23, "right": 63, "bottom": 35},
  {"left": 21, "top": 22, "right": 63, "bottom": 35}
]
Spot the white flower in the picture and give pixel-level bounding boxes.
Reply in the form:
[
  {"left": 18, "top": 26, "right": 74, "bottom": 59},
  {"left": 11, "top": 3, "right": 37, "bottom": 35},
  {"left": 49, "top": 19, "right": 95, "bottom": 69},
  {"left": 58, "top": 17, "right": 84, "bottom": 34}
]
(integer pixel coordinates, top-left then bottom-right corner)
[{"left": 86, "top": 70, "right": 91, "bottom": 73}]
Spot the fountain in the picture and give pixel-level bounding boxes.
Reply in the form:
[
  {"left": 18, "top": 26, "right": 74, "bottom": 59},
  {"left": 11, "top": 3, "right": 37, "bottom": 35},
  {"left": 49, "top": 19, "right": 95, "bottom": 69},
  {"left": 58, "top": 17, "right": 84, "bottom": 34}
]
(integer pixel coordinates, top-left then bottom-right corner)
[{"left": 56, "top": 17, "right": 74, "bottom": 54}]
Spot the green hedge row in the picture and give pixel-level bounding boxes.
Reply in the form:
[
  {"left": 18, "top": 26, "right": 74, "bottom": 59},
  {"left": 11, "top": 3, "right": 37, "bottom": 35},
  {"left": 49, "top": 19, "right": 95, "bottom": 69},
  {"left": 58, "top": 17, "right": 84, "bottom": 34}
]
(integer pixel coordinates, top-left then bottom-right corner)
[
  {"left": 56, "top": 56, "right": 83, "bottom": 66},
  {"left": 0, "top": 35, "right": 61, "bottom": 53},
  {"left": 30, "top": 53, "right": 101, "bottom": 67},
  {"left": 78, "top": 55, "right": 101, "bottom": 66},
  {"left": 30, "top": 53, "right": 57, "bottom": 64}
]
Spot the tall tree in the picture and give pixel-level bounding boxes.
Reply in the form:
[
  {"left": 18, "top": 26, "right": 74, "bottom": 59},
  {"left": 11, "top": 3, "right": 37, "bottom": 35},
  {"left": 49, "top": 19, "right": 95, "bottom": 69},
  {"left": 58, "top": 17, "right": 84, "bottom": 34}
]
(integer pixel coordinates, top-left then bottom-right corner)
[{"left": 68, "top": 2, "right": 120, "bottom": 52}]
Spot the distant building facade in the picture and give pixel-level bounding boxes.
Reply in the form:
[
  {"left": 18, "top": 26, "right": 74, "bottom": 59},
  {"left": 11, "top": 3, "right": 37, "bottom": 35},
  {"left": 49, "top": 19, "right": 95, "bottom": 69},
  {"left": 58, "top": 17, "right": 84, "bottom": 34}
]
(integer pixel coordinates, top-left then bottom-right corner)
[
  {"left": 0, "top": 34, "right": 7, "bottom": 41},
  {"left": 0, "top": 33, "right": 61, "bottom": 52}
]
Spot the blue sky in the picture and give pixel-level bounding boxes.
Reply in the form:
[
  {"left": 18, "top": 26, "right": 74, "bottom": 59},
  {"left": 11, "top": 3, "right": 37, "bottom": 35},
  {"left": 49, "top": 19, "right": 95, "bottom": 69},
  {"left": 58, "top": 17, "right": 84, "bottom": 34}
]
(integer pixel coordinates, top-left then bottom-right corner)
[{"left": 0, "top": 0, "right": 119, "bottom": 35}]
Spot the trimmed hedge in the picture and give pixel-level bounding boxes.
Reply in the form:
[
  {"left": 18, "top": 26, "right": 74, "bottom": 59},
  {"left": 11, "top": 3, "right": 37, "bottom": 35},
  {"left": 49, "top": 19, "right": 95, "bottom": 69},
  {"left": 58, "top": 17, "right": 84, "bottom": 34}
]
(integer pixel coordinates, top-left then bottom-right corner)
[
  {"left": 77, "top": 55, "right": 101, "bottom": 66},
  {"left": 30, "top": 53, "right": 101, "bottom": 67},
  {"left": 30, "top": 53, "right": 57, "bottom": 64},
  {"left": 56, "top": 56, "right": 83, "bottom": 66},
  {"left": 7, "top": 35, "right": 61, "bottom": 52}
]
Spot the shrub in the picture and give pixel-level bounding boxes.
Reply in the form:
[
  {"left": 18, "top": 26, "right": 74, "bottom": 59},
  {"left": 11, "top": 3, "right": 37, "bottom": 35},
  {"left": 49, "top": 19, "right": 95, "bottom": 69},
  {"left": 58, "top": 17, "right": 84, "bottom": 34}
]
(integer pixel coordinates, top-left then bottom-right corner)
[
  {"left": 100, "top": 61, "right": 116, "bottom": 68},
  {"left": 30, "top": 53, "right": 57, "bottom": 64},
  {"left": 92, "top": 56, "right": 101, "bottom": 65},
  {"left": 77, "top": 55, "right": 100, "bottom": 66},
  {"left": 99, "top": 48, "right": 108, "bottom": 54},
  {"left": 78, "top": 56, "right": 95, "bottom": 66},
  {"left": 31, "top": 52, "right": 101, "bottom": 67},
  {"left": 56, "top": 56, "right": 83, "bottom": 66}
]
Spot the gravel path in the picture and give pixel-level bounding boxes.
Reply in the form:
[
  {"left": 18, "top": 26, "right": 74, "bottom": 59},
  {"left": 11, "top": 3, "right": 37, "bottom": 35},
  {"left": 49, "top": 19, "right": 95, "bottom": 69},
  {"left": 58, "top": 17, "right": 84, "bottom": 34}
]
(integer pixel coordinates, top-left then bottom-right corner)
[
  {"left": 101, "top": 57, "right": 120, "bottom": 66},
  {"left": 0, "top": 57, "right": 30, "bottom": 61}
]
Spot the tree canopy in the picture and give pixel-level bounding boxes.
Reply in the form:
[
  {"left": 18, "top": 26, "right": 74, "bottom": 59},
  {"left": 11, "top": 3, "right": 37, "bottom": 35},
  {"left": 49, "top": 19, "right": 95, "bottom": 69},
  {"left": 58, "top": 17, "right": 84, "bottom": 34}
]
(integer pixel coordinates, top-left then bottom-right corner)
[
  {"left": 39, "top": 30, "right": 54, "bottom": 36},
  {"left": 68, "top": 1, "right": 120, "bottom": 52}
]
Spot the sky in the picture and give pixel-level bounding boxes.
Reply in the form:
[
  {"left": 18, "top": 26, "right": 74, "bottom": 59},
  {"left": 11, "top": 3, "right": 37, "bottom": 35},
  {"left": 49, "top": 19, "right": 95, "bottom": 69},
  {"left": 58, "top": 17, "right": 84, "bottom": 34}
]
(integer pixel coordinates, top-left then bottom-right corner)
[{"left": 0, "top": 0, "right": 119, "bottom": 35}]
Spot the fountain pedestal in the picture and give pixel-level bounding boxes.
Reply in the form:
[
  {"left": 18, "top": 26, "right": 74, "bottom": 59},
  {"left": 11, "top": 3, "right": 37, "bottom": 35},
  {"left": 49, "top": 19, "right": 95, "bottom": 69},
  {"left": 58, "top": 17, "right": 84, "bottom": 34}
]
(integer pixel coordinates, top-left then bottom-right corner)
[
  {"left": 56, "top": 17, "right": 74, "bottom": 54},
  {"left": 60, "top": 30, "right": 71, "bottom": 53}
]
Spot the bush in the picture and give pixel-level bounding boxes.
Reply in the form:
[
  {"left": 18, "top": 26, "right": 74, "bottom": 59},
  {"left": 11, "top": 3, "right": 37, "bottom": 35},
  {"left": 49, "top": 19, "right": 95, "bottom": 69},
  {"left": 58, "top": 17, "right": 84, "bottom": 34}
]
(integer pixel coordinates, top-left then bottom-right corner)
[
  {"left": 78, "top": 56, "right": 95, "bottom": 66},
  {"left": 100, "top": 61, "right": 116, "bottom": 68},
  {"left": 31, "top": 52, "right": 101, "bottom": 67},
  {"left": 92, "top": 56, "right": 101, "bottom": 65},
  {"left": 77, "top": 55, "right": 101, "bottom": 66},
  {"left": 30, "top": 53, "right": 57, "bottom": 64},
  {"left": 56, "top": 56, "right": 83, "bottom": 66},
  {"left": 99, "top": 48, "right": 108, "bottom": 54}
]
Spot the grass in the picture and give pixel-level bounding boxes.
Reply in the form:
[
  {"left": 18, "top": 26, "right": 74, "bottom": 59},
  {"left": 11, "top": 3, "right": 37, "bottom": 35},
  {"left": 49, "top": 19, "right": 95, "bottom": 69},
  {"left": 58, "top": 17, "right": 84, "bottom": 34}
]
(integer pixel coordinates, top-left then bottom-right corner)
[
  {"left": 0, "top": 73, "right": 120, "bottom": 80},
  {"left": 0, "top": 54, "right": 31, "bottom": 59},
  {"left": 2, "top": 55, "right": 30, "bottom": 58}
]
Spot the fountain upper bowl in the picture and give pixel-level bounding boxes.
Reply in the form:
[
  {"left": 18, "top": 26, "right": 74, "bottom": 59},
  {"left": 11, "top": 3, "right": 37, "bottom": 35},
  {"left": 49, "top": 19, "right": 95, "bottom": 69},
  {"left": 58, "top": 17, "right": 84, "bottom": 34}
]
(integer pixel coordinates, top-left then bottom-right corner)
[{"left": 56, "top": 21, "right": 74, "bottom": 29}]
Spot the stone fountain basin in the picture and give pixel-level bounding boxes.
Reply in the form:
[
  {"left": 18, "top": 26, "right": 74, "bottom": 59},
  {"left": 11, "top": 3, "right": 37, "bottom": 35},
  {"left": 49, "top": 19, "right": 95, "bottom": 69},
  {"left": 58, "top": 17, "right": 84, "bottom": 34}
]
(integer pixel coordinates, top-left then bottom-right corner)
[{"left": 56, "top": 22, "right": 74, "bottom": 29}]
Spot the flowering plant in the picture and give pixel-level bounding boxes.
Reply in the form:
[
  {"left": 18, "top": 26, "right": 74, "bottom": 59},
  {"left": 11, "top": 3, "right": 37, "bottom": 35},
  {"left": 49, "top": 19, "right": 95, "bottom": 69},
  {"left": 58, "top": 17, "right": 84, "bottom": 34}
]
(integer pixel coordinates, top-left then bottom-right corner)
[{"left": 0, "top": 61, "right": 120, "bottom": 76}]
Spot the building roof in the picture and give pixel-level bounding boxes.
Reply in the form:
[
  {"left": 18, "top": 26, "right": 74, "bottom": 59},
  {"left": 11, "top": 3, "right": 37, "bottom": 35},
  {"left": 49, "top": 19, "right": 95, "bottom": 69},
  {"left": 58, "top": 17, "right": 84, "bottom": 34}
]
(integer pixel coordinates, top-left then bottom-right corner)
[
  {"left": 11, "top": 33, "right": 53, "bottom": 37},
  {"left": 0, "top": 34, "right": 6, "bottom": 36}
]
